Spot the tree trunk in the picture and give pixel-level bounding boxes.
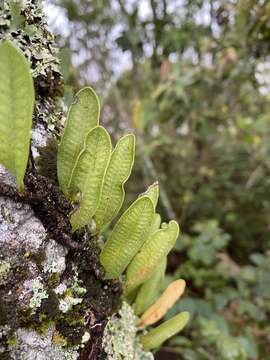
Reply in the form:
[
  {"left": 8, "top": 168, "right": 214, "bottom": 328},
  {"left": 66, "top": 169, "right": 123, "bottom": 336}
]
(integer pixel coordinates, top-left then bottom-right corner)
[{"left": 0, "top": 2, "right": 122, "bottom": 359}]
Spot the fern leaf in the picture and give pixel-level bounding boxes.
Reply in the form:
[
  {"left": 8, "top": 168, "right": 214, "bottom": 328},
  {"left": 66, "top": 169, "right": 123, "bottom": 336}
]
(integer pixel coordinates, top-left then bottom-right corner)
[
  {"left": 70, "top": 126, "right": 111, "bottom": 231},
  {"left": 140, "top": 182, "right": 159, "bottom": 209},
  {"left": 0, "top": 40, "right": 34, "bottom": 191},
  {"left": 57, "top": 87, "right": 100, "bottom": 198},
  {"left": 100, "top": 196, "right": 154, "bottom": 279},
  {"left": 134, "top": 259, "right": 166, "bottom": 315},
  {"left": 94, "top": 134, "right": 135, "bottom": 232},
  {"left": 140, "top": 312, "right": 190, "bottom": 351},
  {"left": 125, "top": 220, "right": 179, "bottom": 292},
  {"left": 139, "top": 279, "right": 186, "bottom": 326},
  {"left": 145, "top": 213, "right": 161, "bottom": 245}
]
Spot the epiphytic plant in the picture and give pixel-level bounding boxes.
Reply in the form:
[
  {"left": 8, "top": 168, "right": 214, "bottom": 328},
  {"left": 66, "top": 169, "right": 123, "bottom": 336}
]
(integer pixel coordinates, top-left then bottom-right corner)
[
  {"left": 125, "top": 220, "right": 180, "bottom": 293},
  {"left": 68, "top": 125, "right": 112, "bottom": 231},
  {"left": 100, "top": 195, "right": 155, "bottom": 278},
  {"left": 0, "top": 40, "right": 189, "bottom": 354},
  {"left": 94, "top": 133, "right": 135, "bottom": 233},
  {"left": 57, "top": 87, "right": 100, "bottom": 199},
  {"left": 0, "top": 40, "right": 34, "bottom": 192}
]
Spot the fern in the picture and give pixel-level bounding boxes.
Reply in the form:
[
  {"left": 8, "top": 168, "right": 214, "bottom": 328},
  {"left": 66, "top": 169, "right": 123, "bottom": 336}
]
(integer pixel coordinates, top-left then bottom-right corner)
[
  {"left": 134, "top": 259, "right": 167, "bottom": 315},
  {"left": 69, "top": 126, "right": 112, "bottom": 231},
  {"left": 140, "top": 312, "right": 190, "bottom": 351},
  {"left": 125, "top": 220, "right": 179, "bottom": 293},
  {"left": 0, "top": 41, "right": 189, "bottom": 353},
  {"left": 94, "top": 134, "right": 135, "bottom": 232},
  {"left": 57, "top": 87, "right": 100, "bottom": 198},
  {"left": 0, "top": 40, "right": 34, "bottom": 191},
  {"left": 139, "top": 279, "right": 186, "bottom": 326},
  {"left": 100, "top": 196, "right": 154, "bottom": 279},
  {"left": 140, "top": 181, "right": 159, "bottom": 209}
]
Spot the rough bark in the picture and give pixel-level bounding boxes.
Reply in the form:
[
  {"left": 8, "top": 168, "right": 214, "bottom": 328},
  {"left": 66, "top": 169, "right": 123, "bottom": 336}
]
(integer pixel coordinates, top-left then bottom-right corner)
[{"left": 0, "top": 1, "right": 122, "bottom": 359}]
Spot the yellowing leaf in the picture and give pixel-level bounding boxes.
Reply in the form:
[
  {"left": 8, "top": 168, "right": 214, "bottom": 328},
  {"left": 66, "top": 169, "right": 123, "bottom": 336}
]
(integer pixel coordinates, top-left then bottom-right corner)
[
  {"left": 140, "top": 312, "right": 190, "bottom": 351},
  {"left": 100, "top": 196, "right": 155, "bottom": 279},
  {"left": 125, "top": 220, "right": 179, "bottom": 293},
  {"left": 134, "top": 259, "right": 166, "bottom": 316},
  {"left": 139, "top": 279, "right": 186, "bottom": 326},
  {"left": 70, "top": 126, "right": 111, "bottom": 231},
  {"left": 0, "top": 40, "right": 34, "bottom": 191},
  {"left": 57, "top": 87, "right": 100, "bottom": 198},
  {"left": 94, "top": 134, "right": 135, "bottom": 232}
]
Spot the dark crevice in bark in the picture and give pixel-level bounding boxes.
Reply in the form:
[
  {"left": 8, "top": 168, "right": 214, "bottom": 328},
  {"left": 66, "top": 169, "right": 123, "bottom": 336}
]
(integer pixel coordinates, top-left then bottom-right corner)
[{"left": 0, "top": 162, "right": 78, "bottom": 250}]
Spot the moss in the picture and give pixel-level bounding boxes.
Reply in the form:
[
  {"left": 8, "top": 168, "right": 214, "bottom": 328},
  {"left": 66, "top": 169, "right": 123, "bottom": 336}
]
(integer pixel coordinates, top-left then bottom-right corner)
[
  {"left": 48, "top": 272, "right": 61, "bottom": 288},
  {"left": 56, "top": 318, "right": 85, "bottom": 347},
  {"left": 36, "top": 314, "right": 54, "bottom": 336},
  {"left": 29, "top": 249, "right": 46, "bottom": 267},
  {"left": 7, "top": 335, "right": 17, "bottom": 347},
  {"left": 0, "top": 352, "right": 12, "bottom": 360},
  {"left": 0, "top": 252, "right": 33, "bottom": 339},
  {"left": 0, "top": 301, "right": 14, "bottom": 326},
  {"left": 17, "top": 308, "right": 33, "bottom": 328},
  {"left": 52, "top": 331, "right": 68, "bottom": 347},
  {"left": 0, "top": 261, "right": 11, "bottom": 285},
  {"left": 36, "top": 137, "right": 58, "bottom": 182},
  {"left": 40, "top": 290, "right": 60, "bottom": 318},
  {"left": 0, "top": 234, "right": 121, "bottom": 354}
]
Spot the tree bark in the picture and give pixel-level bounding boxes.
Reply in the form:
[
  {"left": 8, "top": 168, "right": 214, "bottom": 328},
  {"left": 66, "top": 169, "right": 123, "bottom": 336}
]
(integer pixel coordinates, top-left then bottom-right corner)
[{"left": 0, "top": 2, "right": 121, "bottom": 359}]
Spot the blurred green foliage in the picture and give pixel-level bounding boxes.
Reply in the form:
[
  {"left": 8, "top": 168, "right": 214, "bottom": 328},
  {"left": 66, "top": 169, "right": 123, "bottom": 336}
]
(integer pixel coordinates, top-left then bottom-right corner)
[
  {"left": 166, "top": 220, "right": 270, "bottom": 359},
  {"left": 49, "top": 0, "right": 270, "bottom": 358}
]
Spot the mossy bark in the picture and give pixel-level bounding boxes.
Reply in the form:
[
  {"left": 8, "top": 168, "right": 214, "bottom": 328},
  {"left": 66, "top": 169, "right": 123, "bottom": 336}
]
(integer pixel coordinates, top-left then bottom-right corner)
[{"left": 0, "top": 1, "right": 121, "bottom": 359}]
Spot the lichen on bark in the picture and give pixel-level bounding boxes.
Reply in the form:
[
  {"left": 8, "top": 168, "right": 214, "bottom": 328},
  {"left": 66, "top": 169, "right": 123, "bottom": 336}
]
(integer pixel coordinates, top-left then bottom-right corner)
[
  {"left": 102, "top": 302, "right": 154, "bottom": 360},
  {"left": 0, "top": 1, "right": 122, "bottom": 359}
]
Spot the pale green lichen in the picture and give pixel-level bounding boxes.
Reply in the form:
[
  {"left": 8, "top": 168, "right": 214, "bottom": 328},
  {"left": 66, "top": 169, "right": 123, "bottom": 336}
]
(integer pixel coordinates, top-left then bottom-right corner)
[
  {"left": 58, "top": 273, "right": 87, "bottom": 313},
  {"left": 59, "top": 297, "right": 83, "bottom": 314},
  {"left": 10, "top": 326, "right": 79, "bottom": 360},
  {"left": 28, "top": 277, "right": 48, "bottom": 310},
  {"left": 54, "top": 283, "right": 67, "bottom": 295},
  {"left": 0, "top": 0, "right": 61, "bottom": 78},
  {"left": 102, "top": 302, "right": 154, "bottom": 360},
  {"left": 42, "top": 239, "right": 68, "bottom": 274}
]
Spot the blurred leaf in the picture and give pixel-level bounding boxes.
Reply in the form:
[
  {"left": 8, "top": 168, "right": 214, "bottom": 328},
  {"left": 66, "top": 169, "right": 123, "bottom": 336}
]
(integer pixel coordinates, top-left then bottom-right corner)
[{"left": 0, "top": 40, "right": 34, "bottom": 191}]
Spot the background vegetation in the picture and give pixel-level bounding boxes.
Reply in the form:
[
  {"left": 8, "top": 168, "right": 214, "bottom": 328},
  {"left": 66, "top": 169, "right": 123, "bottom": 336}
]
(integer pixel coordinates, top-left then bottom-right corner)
[{"left": 46, "top": 1, "right": 270, "bottom": 358}]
